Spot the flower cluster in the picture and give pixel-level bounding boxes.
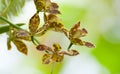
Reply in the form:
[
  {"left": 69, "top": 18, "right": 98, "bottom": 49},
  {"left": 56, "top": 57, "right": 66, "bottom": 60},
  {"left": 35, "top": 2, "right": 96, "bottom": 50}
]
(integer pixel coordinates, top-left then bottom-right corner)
[
  {"left": 5, "top": 0, "right": 95, "bottom": 64},
  {"left": 31, "top": 0, "right": 95, "bottom": 64}
]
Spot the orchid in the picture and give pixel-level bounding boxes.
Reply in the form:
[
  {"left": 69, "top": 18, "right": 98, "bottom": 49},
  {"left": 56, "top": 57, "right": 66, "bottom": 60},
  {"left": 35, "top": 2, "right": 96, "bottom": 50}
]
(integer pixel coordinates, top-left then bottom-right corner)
[
  {"left": 36, "top": 43, "right": 79, "bottom": 64},
  {"left": 7, "top": 28, "right": 30, "bottom": 55},
  {"left": 34, "top": 0, "right": 60, "bottom": 14},
  {"left": 67, "top": 21, "right": 95, "bottom": 50},
  {"left": 0, "top": 0, "right": 95, "bottom": 74}
]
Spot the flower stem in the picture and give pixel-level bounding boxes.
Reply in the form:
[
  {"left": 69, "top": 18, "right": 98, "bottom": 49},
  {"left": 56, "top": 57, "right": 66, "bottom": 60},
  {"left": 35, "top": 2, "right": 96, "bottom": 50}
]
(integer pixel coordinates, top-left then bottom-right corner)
[
  {"left": 51, "top": 62, "right": 55, "bottom": 74},
  {"left": 67, "top": 42, "right": 73, "bottom": 51},
  {"left": 0, "top": 23, "right": 25, "bottom": 34},
  {"left": 31, "top": 36, "right": 40, "bottom": 46},
  {"left": 0, "top": 16, "right": 23, "bottom": 29}
]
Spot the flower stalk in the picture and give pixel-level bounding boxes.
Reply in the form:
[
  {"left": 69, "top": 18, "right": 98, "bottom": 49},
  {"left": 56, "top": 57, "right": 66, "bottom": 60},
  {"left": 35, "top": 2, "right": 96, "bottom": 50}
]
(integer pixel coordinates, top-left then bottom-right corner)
[
  {"left": 51, "top": 62, "right": 55, "bottom": 74},
  {"left": 0, "top": 16, "right": 23, "bottom": 30},
  {"left": 67, "top": 42, "right": 73, "bottom": 51}
]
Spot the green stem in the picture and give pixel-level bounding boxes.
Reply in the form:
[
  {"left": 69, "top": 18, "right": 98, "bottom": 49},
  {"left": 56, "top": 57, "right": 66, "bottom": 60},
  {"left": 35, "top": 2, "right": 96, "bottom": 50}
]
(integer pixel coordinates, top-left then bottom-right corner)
[
  {"left": 31, "top": 36, "right": 40, "bottom": 46},
  {"left": 0, "top": 16, "right": 22, "bottom": 29},
  {"left": 0, "top": 23, "right": 25, "bottom": 34},
  {"left": 0, "top": 16, "right": 41, "bottom": 46},
  {"left": 67, "top": 42, "right": 73, "bottom": 51},
  {"left": 51, "top": 62, "right": 55, "bottom": 74}
]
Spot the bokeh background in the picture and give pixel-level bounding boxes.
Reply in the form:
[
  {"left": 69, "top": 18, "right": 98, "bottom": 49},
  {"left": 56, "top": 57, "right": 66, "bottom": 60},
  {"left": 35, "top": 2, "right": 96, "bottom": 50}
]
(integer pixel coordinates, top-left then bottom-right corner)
[{"left": 0, "top": 0, "right": 120, "bottom": 74}]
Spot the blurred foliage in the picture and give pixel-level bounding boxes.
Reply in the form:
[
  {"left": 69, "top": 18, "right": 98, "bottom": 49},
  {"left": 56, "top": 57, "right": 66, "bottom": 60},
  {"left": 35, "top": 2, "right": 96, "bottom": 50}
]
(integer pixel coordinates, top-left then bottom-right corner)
[
  {"left": 0, "top": 0, "right": 120, "bottom": 74},
  {"left": 59, "top": 5, "right": 87, "bottom": 29},
  {"left": 92, "top": 35, "right": 120, "bottom": 74},
  {"left": 102, "top": 0, "right": 113, "bottom": 7},
  {"left": 58, "top": 1, "right": 120, "bottom": 74},
  {"left": 0, "top": 0, "right": 25, "bottom": 24},
  {"left": 36, "top": 63, "right": 63, "bottom": 74}
]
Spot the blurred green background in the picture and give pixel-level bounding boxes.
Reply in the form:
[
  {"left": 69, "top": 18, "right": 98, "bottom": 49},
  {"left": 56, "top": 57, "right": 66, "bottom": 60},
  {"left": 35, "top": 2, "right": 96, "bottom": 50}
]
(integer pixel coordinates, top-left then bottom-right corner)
[{"left": 0, "top": 0, "right": 120, "bottom": 74}]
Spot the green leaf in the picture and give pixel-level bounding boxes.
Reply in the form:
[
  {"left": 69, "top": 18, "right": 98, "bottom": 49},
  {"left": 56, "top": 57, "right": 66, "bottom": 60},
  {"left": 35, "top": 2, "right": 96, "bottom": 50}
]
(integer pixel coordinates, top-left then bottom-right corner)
[{"left": 0, "top": 0, "right": 25, "bottom": 24}]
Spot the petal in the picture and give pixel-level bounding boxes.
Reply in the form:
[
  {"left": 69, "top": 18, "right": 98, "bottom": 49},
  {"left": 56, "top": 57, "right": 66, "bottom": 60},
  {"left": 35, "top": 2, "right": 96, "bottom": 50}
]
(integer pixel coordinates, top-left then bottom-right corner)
[
  {"left": 69, "top": 21, "right": 80, "bottom": 38},
  {"left": 13, "top": 29, "right": 31, "bottom": 41},
  {"left": 56, "top": 55, "right": 64, "bottom": 62},
  {"left": 71, "top": 38, "right": 84, "bottom": 46},
  {"left": 51, "top": 53, "right": 57, "bottom": 62},
  {"left": 36, "top": 23, "right": 49, "bottom": 36},
  {"left": 13, "top": 39, "right": 28, "bottom": 55},
  {"left": 72, "top": 28, "right": 88, "bottom": 38},
  {"left": 29, "top": 13, "right": 40, "bottom": 34},
  {"left": 48, "top": 22, "right": 63, "bottom": 30},
  {"left": 46, "top": 2, "right": 61, "bottom": 14},
  {"left": 59, "top": 50, "right": 79, "bottom": 56},
  {"left": 69, "top": 50, "right": 79, "bottom": 56},
  {"left": 7, "top": 38, "right": 11, "bottom": 50},
  {"left": 46, "top": 9, "right": 61, "bottom": 14},
  {"left": 34, "top": 0, "right": 45, "bottom": 12},
  {"left": 37, "top": 14, "right": 64, "bottom": 34},
  {"left": 36, "top": 29, "right": 48, "bottom": 36},
  {"left": 51, "top": 53, "right": 64, "bottom": 62},
  {"left": 71, "top": 30, "right": 81, "bottom": 38},
  {"left": 45, "top": 0, "right": 52, "bottom": 9},
  {"left": 80, "top": 28, "right": 88, "bottom": 37},
  {"left": 53, "top": 27, "right": 68, "bottom": 37},
  {"left": 42, "top": 54, "right": 51, "bottom": 64},
  {"left": 53, "top": 43, "right": 61, "bottom": 52},
  {"left": 51, "top": 2, "right": 59, "bottom": 9},
  {"left": 69, "top": 22, "right": 88, "bottom": 39},
  {"left": 84, "top": 41, "right": 95, "bottom": 48},
  {"left": 48, "top": 14, "right": 58, "bottom": 23},
  {"left": 36, "top": 44, "right": 53, "bottom": 52}
]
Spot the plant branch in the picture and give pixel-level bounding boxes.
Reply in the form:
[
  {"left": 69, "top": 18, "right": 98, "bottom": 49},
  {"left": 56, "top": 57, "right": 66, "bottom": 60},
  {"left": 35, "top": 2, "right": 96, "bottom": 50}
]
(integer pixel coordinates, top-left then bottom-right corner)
[
  {"left": 0, "top": 16, "right": 23, "bottom": 29},
  {"left": 0, "top": 23, "right": 25, "bottom": 34}
]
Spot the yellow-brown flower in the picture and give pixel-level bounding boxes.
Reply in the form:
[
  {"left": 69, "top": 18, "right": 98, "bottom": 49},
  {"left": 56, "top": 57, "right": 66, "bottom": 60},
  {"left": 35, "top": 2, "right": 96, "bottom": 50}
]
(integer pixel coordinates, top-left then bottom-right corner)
[
  {"left": 68, "top": 21, "right": 95, "bottom": 48},
  {"left": 36, "top": 43, "right": 79, "bottom": 64},
  {"left": 34, "top": 0, "right": 60, "bottom": 14}
]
